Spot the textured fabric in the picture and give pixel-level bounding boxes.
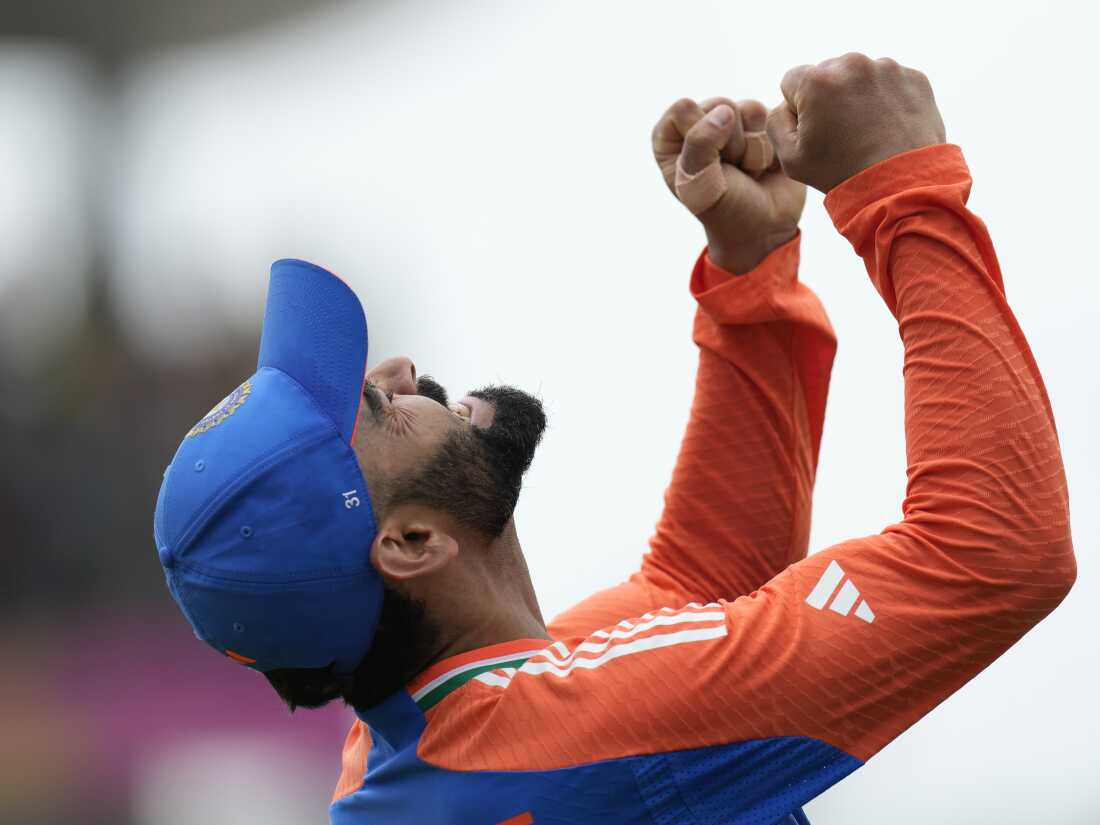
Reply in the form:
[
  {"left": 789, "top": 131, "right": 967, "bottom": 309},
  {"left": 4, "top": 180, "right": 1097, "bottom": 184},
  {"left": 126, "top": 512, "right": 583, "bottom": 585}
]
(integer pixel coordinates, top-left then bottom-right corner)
[
  {"left": 631, "top": 738, "right": 857, "bottom": 825},
  {"left": 258, "top": 258, "right": 368, "bottom": 444},
  {"left": 333, "top": 217, "right": 835, "bottom": 809},
  {"left": 550, "top": 228, "right": 834, "bottom": 636},
  {"left": 156, "top": 257, "right": 383, "bottom": 675},
  {"left": 330, "top": 689, "right": 853, "bottom": 824},
  {"left": 330, "top": 142, "right": 1075, "bottom": 821}
]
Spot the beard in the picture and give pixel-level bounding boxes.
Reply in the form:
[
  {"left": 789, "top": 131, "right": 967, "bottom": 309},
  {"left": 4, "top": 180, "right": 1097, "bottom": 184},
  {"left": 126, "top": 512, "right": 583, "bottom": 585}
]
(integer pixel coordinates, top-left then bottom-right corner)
[
  {"left": 384, "top": 381, "right": 547, "bottom": 538},
  {"left": 263, "top": 381, "right": 547, "bottom": 715},
  {"left": 341, "top": 382, "right": 547, "bottom": 711}
]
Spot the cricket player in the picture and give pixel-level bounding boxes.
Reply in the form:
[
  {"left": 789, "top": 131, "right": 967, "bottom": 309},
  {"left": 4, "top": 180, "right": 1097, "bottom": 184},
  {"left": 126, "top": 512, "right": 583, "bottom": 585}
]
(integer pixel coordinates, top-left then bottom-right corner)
[{"left": 154, "top": 53, "right": 1076, "bottom": 824}]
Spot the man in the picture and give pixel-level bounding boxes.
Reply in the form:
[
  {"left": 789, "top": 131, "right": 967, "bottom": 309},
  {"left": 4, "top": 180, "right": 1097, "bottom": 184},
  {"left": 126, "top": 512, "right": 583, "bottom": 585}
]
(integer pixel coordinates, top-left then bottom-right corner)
[{"left": 154, "top": 53, "right": 1075, "bottom": 824}]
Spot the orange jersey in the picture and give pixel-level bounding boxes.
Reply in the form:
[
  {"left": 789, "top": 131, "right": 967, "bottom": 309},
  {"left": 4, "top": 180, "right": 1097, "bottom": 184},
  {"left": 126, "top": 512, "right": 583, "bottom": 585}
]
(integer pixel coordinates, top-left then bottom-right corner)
[{"left": 330, "top": 144, "right": 1075, "bottom": 825}]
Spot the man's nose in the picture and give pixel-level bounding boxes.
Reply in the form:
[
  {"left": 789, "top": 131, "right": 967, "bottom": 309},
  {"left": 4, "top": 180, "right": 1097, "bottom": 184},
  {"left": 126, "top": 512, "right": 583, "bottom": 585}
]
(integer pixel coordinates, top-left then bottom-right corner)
[{"left": 366, "top": 356, "right": 418, "bottom": 396}]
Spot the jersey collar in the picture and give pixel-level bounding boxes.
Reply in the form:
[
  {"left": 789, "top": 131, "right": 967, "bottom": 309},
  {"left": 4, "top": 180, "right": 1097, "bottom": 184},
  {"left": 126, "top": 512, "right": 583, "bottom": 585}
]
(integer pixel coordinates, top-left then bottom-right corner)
[{"left": 406, "top": 638, "right": 549, "bottom": 713}]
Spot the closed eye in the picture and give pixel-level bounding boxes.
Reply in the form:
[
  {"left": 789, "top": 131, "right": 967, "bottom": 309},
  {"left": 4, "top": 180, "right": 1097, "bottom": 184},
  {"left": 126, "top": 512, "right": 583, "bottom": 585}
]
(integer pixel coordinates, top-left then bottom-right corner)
[
  {"left": 364, "top": 381, "right": 393, "bottom": 402},
  {"left": 361, "top": 382, "right": 389, "bottom": 419}
]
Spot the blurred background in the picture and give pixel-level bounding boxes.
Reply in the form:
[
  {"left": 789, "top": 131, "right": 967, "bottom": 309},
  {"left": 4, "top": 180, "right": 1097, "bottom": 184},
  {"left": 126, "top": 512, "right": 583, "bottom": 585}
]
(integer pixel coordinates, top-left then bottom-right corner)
[{"left": 2, "top": 0, "right": 1097, "bottom": 822}]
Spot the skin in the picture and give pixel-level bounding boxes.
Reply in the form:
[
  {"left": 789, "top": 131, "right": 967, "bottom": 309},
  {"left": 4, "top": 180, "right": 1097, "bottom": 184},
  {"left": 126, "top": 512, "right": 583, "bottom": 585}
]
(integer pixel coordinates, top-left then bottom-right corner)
[
  {"left": 356, "top": 52, "right": 947, "bottom": 667},
  {"left": 653, "top": 97, "right": 806, "bottom": 274},
  {"left": 765, "top": 53, "right": 946, "bottom": 193},
  {"left": 354, "top": 356, "right": 551, "bottom": 665}
]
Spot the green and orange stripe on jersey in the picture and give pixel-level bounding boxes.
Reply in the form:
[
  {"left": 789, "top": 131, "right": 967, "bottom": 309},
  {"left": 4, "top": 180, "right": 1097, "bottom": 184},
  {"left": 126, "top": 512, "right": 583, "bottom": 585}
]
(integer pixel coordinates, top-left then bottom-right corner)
[{"left": 406, "top": 638, "right": 550, "bottom": 713}]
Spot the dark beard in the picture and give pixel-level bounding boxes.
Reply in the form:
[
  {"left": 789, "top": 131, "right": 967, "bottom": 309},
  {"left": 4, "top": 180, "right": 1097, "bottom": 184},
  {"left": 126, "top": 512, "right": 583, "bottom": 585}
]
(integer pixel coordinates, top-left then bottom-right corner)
[
  {"left": 414, "top": 375, "right": 449, "bottom": 406},
  {"left": 341, "top": 583, "right": 442, "bottom": 710},
  {"left": 467, "top": 384, "right": 547, "bottom": 507},
  {"left": 385, "top": 384, "right": 547, "bottom": 537},
  {"left": 344, "top": 385, "right": 546, "bottom": 710},
  {"left": 263, "top": 383, "right": 546, "bottom": 714}
]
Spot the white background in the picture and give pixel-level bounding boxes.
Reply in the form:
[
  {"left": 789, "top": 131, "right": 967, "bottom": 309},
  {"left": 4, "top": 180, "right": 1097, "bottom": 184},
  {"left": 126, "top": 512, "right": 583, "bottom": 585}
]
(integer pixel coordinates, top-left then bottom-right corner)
[{"left": 3, "top": 1, "right": 1097, "bottom": 821}]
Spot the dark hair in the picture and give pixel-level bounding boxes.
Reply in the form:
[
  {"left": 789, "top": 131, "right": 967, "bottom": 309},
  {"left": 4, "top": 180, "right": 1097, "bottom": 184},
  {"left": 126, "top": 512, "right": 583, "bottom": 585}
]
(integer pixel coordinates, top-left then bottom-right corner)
[
  {"left": 264, "top": 384, "right": 546, "bottom": 713},
  {"left": 383, "top": 385, "right": 546, "bottom": 537}
]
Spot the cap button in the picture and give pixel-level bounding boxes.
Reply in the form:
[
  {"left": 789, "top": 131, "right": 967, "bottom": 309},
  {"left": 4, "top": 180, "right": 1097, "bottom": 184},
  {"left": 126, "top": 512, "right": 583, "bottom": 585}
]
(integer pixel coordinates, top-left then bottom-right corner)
[{"left": 158, "top": 545, "right": 174, "bottom": 569}]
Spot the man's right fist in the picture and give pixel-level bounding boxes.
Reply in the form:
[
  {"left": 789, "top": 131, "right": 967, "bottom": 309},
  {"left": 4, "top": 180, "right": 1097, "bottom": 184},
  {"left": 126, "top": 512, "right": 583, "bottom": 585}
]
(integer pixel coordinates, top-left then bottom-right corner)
[{"left": 766, "top": 53, "right": 947, "bottom": 193}]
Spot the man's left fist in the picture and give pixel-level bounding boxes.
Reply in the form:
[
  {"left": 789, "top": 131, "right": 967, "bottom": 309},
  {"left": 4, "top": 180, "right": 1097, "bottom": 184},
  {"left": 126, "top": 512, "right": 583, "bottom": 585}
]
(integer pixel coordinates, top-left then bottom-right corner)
[{"left": 652, "top": 97, "right": 806, "bottom": 274}]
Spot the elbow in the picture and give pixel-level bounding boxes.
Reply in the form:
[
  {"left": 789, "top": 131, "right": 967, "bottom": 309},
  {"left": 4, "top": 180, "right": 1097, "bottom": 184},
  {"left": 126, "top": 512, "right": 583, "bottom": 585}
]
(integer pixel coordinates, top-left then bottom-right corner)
[
  {"left": 1020, "top": 531, "right": 1076, "bottom": 614},
  {"left": 1004, "top": 474, "right": 1077, "bottom": 607},
  {"left": 896, "top": 516, "right": 1077, "bottom": 612},
  {"left": 976, "top": 490, "right": 1077, "bottom": 608},
  {"left": 1046, "top": 535, "right": 1077, "bottom": 604}
]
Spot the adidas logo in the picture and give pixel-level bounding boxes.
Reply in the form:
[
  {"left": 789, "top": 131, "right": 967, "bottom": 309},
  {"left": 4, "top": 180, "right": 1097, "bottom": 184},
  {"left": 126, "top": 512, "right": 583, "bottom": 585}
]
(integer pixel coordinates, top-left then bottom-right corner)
[{"left": 805, "top": 560, "right": 875, "bottom": 623}]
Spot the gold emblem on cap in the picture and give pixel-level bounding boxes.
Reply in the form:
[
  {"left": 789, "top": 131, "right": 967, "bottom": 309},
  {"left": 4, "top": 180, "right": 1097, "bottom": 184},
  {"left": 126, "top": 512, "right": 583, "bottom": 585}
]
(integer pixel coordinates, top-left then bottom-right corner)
[{"left": 185, "top": 379, "right": 252, "bottom": 438}]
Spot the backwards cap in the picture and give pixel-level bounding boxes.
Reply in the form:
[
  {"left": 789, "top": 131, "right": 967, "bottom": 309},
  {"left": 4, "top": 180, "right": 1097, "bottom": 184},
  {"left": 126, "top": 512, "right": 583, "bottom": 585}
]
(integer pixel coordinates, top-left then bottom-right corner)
[{"left": 153, "top": 259, "right": 383, "bottom": 674}]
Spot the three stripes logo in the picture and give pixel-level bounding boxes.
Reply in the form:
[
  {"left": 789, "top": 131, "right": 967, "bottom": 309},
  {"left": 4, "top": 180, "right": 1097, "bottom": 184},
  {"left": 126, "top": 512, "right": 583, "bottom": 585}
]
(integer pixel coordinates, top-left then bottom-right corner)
[
  {"left": 805, "top": 560, "right": 875, "bottom": 623},
  {"left": 468, "top": 605, "right": 729, "bottom": 695}
]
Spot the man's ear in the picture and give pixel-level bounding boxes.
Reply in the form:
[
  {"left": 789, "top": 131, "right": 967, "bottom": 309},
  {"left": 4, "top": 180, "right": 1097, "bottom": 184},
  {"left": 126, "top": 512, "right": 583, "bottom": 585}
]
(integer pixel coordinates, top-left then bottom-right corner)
[{"left": 370, "top": 506, "right": 460, "bottom": 582}]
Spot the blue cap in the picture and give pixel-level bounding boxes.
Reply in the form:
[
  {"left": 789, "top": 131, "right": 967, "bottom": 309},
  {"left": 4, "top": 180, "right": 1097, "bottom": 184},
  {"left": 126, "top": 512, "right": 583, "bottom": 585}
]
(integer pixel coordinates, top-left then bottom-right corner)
[{"left": 153, "top": 259, "right": 382, "bottom": 675}]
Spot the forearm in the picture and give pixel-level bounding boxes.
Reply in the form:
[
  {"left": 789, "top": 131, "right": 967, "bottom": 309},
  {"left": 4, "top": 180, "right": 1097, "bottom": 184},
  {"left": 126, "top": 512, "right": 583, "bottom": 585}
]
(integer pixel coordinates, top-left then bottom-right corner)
[
  {"left": 603, "top": 54, "right": 1076, "bottom": 782},
  {"left": 643, "top": 233, "right": 838, "bottom": 601},
  {"left": 671, "top": 146, "right": 1079, "bottom": 766},
  {"left": 829, "top": 143, "right": 1074, "bottom": 617}
]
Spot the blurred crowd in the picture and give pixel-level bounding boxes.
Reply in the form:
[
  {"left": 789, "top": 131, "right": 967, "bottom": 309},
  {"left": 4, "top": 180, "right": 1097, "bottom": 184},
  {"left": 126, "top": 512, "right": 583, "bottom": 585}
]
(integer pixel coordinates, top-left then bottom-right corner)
[
  {"left": 0, "top": 270, "right": 353, "bottom": 823},
  {"left": 2, "top": 3, "right": 361, "bottom": 822}
]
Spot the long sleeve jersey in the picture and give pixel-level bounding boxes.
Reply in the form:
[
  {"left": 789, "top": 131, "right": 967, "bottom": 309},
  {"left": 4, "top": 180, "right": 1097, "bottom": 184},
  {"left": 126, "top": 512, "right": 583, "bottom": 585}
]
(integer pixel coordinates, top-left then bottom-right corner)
[{"left": 328, "top": 144, "right": 1076, "bottom": 825}]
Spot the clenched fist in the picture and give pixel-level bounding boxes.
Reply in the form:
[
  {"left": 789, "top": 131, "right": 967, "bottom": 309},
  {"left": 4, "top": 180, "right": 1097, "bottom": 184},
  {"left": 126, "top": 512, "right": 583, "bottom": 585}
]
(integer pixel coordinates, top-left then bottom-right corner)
[
  {"left": 766, "top": 53, "right": 947, "bottom": 193},
  {"left": 653, "top": 97, "right": 806, "bottom": 275}
]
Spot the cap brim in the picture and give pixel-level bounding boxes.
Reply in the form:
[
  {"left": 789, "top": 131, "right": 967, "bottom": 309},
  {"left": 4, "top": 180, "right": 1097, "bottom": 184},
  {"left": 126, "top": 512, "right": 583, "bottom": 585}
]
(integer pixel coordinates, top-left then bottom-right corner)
[{"left": 257, "top": 259, "right": 367, "bottom": 443}]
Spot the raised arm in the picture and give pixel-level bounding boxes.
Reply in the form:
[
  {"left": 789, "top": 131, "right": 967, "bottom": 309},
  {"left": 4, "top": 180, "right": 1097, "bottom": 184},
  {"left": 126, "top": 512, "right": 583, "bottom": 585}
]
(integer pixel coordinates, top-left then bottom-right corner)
[
  {"left": 437, "top": 59, "right": 1075, "bottom": 821},
  {"left": 646, "top": 97, "right": 842, "bottom": 605},
  {"left": 643, "top": 230, "right": 839, "bottom": 599},
  {"left": 551, "top": 98, "right": 837, "bottom": 637}
]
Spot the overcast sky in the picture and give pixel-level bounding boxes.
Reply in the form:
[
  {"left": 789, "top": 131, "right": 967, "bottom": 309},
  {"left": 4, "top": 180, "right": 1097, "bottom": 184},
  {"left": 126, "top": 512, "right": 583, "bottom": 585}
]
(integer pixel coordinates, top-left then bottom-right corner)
[{"left": 2, "top": 1, "right": 1097, "bottom": 821}]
